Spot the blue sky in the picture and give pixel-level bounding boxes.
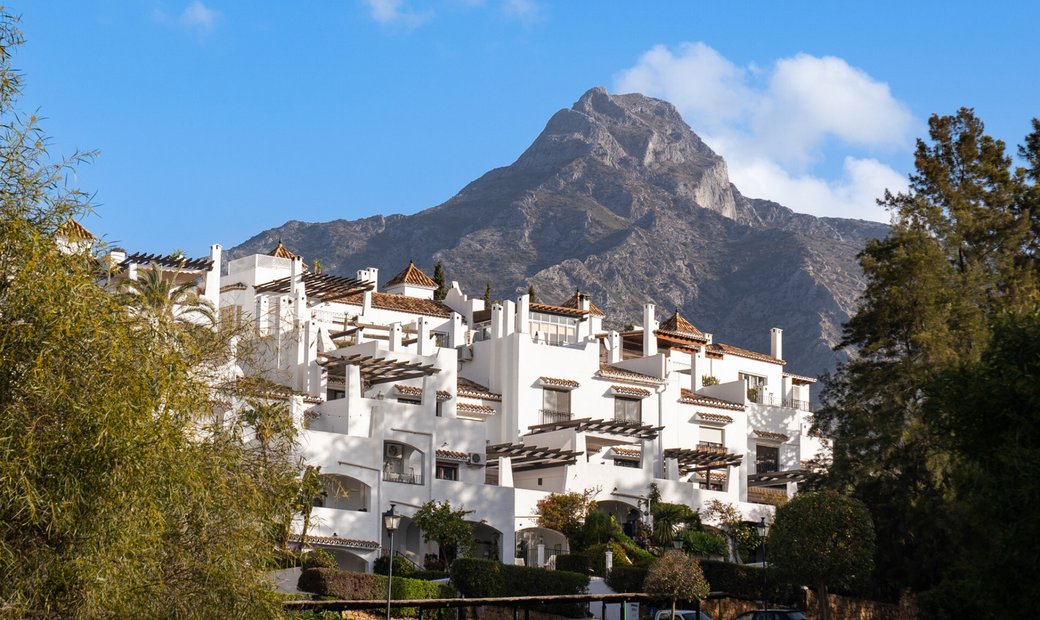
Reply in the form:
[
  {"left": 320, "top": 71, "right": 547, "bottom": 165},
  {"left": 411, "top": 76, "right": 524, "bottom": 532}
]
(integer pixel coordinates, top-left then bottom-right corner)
[{"left": 16, "top": 1, "right": 1040, "bottom": 257}]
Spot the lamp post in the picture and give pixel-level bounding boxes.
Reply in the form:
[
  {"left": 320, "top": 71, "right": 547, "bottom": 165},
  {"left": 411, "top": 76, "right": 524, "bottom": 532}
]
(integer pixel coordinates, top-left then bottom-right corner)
[
  {"left": 383, "top": 504, "right": 401, "bottom": 620},
  {"left": 756, "top": 517, "right": 768, "bottom": 611},
  {"left": 672, "top": 533, "right": 683, "bottom": 550}
]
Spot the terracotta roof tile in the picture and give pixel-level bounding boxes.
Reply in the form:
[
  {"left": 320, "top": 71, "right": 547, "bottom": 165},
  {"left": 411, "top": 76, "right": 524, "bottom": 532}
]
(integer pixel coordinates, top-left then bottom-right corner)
[
  {"left": 696, "top": 412, "right": 734, "bottom": 424},
  {"left": 270, "top": 241, "right": 307, "bottom": 268},
  {"left": 559, "top": 292, "right": 606, "bottom": 317},
  {"left": 539, "top": 376, "right": 580, "bottom": 388},
  {"left": 658, "top": 310, "right": 705, "bottom": 340},
  {"left": 386, "top": 262, "right": 438, "bottom": 289},
  {"left": 436, "top": 390, "right": 452, "bottom": 401},
  {"left": 611, "top": 445, "right": 641, "bottom": 458},
  {"left": 394, "top": 384, "right": 423, "bottom": 396},
  {"left": 436, "top": 449, "right": 470, "bottom": 461},
  {"left": 55, "top": 218, "right": 96, "bottom": 241},
  {"left": 340, "top": 291, "right": 452, "bottom": 318},
  {"left": 457, "top": 402, "right": 496, "bottom": 416},
  {"left": 707, "top": 342, "right": 785, "bottom": 365},
  {"left": 753, "top": 429, "right": 790, "bottom": 442},
  {"left": 783, "top": 371, "right": 817, "bottom": 384},
  {"left": 611, "top": 385, "right": 652, "bottom": 398},
  {"left": 529, "top": 302, "right": 586, "bottom": 318},
  {"left": 457, "top": 377, "right": 502, "bottom": 401},
  {"left": 679, "top": 388, "right": 746, "bottom": 411},
  {"left": 597, "top": 363, "right": 666, "bottom": 386}
]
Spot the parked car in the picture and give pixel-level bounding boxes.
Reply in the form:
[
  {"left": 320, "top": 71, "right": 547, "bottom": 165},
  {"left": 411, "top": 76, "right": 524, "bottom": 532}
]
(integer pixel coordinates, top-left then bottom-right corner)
[
  {"left": 732, "top": 610, "right": 808, "bottom": 620},
  {"left": 654, "top": 610, "right": 712, "bottom": 620}
]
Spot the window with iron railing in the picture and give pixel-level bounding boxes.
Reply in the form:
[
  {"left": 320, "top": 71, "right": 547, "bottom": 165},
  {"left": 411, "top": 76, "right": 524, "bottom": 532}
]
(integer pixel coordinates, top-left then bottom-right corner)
[
  {"left": 783, "top": 397, "right": 812, "bottom": 411},
  {"left": 540, "top": 409, "right": 572, "bottom": 425},
  {"left": 756, "top": 444, "right": 779, "bottom": 474},
  {"left": 530, "top": 312, "right": 578, "bottom": 346}
]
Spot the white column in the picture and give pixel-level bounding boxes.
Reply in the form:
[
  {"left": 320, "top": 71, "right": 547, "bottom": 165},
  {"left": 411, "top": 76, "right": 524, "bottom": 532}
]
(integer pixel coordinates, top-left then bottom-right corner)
[
  {"left": 770, "top": 327, "right": 783, "bottom": 360},
  {"left": 607, "top": 330, "right": 622, "bottom": 364},
  {"left": 416, "top": 316, "right": 432, "bottom": 356},
  {"left": 498, "top": 456, "right": 514, "bottom": 487},
  {"left": 516, "top": 294, "right": 530, "bottom": 335},
  {"left": 643, "top": 303, "right": 657, "bottom": 357},
  {"left": 205, "top": 244, "right": 221, "bottom": 309},
  {"left": 388, "top": 323, "right": 403, "bottom": 351}
]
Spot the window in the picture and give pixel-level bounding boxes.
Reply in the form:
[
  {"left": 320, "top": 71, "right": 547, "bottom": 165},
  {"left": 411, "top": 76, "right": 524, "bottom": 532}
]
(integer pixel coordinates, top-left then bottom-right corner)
[
  {"left": 614, "top": 458, "right": 639, "bottom": 469},
  {"left": 614, "top": 397, "right": 641, "bottom": 423},
  {"left": 756, "top": 444, "right": 779, "bottom": 474},
  {"left": 399, "top": 396, "right": 421, "bottom": 406},
  {"left": 529, "top": 312, "right": 578, "bottom": 345},
  {"left": 435, "top": 400, "right": 444, "bottom": 417},
  {"left": 699, "top": 426, "right": 724, "bottom": 446},
  {"left": 435, "top": 463, "right": 458, "bottom": 481},
  {"left": 327, "top": 388, "right": 345, "bottom": 401},
  {"left": 740, "top": 372, "right": 767, "bottom": 403},
  {"left": 542, "top": 388, "right": 570, "bottom": 414}
]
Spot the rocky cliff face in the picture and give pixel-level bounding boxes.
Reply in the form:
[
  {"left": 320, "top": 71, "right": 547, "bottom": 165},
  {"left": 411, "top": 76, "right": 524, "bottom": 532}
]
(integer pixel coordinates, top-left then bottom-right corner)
[{"left": 229, "top": 87, "right": 889, "bottom": 380}]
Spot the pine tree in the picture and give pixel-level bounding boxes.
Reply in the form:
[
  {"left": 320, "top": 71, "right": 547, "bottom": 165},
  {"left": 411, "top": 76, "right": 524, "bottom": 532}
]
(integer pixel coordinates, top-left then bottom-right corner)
[
  {"left": 527, "top": 283, "right": 536, "bottom": 302},
  {"left": 433, "top": 260, "right": 447, "bottom": 300},
  {"left": 482, "top": 281, "right": 491, "bottom": 305},
  {"left": 814, "top": 109, "right": 1040, "bottom": 598}
]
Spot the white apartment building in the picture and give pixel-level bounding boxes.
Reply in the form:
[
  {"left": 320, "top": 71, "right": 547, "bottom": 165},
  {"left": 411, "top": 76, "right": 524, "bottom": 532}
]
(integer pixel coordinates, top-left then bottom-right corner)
[{"left": 211, "top": 242, "right": 823, "bottom": 573}]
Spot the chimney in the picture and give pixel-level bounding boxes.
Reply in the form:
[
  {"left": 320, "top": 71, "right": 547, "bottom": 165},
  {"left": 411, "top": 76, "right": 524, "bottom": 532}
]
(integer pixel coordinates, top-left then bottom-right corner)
[
  {"left": 643, "top": 303, "right": 658, "bottom": 357},
  {"left": 770, "top": 327, "right": 783, "bottom": 360},
  {"left": 357, "top": 267, "right": 378, "bottom": 290}
]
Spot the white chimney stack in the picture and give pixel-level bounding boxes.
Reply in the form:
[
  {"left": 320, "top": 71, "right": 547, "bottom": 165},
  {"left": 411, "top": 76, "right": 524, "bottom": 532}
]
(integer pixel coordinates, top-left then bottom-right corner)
[
  {"left": 770, "top": 327, "right": 783, "bottom": 360},
  {"left": 643, "top": 303, "right": 658, "bottom": 357}
]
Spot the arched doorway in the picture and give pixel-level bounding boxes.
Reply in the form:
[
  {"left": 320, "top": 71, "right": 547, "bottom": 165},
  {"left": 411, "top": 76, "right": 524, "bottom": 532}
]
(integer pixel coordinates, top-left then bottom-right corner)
[
  {"left": 515, "top": 527, "right": 567, "bottom": 568},
  {"left": 596, "top": 499, "right": 641, "bottom": 537},
  {"left": 317, "top": 473, "right": 370, "bottom": 511},
  {"left": 470, "top": 522, "right": 503, "bottom": 561}
]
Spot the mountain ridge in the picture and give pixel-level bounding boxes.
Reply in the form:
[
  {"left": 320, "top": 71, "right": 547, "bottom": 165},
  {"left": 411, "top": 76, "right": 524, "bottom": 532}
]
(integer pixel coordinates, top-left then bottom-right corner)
[{"left": 229, "top": 87, "right": 889, "bottom": 379}]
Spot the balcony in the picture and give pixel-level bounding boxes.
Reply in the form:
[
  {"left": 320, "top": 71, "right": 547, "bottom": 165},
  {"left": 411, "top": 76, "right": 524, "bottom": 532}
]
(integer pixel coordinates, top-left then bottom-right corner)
[
  {"left": 696, "top": 441, "right": 727, "bottom": 455},
  {"left": 383, "top": 470, "right": 423, "bottom": 485},
  {"left": 783, "top": 397, "right": 812, "bottom": 411},
  {"left": 540, "top": 409, "right": 572, "bottom": 425}
]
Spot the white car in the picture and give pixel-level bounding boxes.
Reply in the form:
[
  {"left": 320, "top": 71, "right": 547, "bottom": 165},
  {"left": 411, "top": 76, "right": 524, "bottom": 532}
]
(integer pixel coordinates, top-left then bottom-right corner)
[{"left": 654, "top": 610, "right": 712, "bottom": 620}]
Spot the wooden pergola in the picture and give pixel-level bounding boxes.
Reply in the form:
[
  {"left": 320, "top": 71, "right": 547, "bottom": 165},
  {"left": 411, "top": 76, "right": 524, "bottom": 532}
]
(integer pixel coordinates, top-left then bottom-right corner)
[
  {"left": 746, "top": 469, "right": 811, "bottom": 486},
  {"left": 254, "top": 272, "right": 373, "bottom": 302},
  {"left": 663, "top": 446, "right": 743, "bottom": 475},
  {"left": 485, "top": 443, "right": 583, "bottom": 472},
  {"left": 318, "top": 353, "right": 440, "bottom": 388},
  {"left": 525, "top": 417, "right": 663, "bottom": 440}
]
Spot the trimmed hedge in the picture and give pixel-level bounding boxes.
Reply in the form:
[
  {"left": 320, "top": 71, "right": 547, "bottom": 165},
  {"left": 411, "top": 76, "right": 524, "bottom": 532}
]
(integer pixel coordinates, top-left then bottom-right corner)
[
  {"left": 606, "top": 565, "right": 649, "bottom": 594},
  {"left": 301, "top": 549, "right": 338, "bottom": 570},
  {"left": 373, "top": 554, "right": 417, "bottom": 578},
  {"left": 297, "top": 568, "right": 456, "bottom": 617},
  {"left": 555, "top": 553, "right": 590, "bottom": 574},
  {"left": 450, "top": 559, "right": 589, "bottom": 617},
  {"left": 698, "top": 560, "right": 800, "bottom": 605}
]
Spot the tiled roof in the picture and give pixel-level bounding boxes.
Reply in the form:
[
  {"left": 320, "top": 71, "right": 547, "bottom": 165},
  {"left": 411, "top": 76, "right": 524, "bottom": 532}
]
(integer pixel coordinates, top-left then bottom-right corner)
[
  {"left": 611, "top": 385, "right": 651, "bottom": 398},
  {"left": 753, "top": 429, "right": 790, "bottom": 442},
  {"left": 289, "top": 534, "right": 379, "bottom": 549},
  {"left": 679, "top": 388, "right": 745, "bottom": 411},
  {"left": 707, "top": 342, "right": 785, "bottom": 365},
  {"left": 386, "top": 262, "right": 438, "bottom": 289},
  {"left": 611, "top": 445, "right": 641, "bottom": 458},
  {"left": 658, "top": 310, "right": 706, "bottom": 340},
  {"left": 394, "top": 384, "right": 423, "bottom": 396},
  {"left": 55, "top": 218, "right": 96, "bottom": 241},
  {"left": 436, "top": 390, "right": 452, "bottom": 401},
  {"left": 457, "top": 402, "right": 496, "bottom": 416},
  {"left": 529, "top": 302, "right": 586, "bottom": 318},
  {"left": 436, "top": 449, "right": 470, "bottom": 462},
  {"left": 559, "top": 292, "right": 606, "bottom": 317},
  {"left": 339, "top": 291, "right": 452, "bottom": 318},
  {"left": 220, "top": 282, "right": 247, "bottom": 293},
  {"left": 457, "top": 377, "right": 502, "bottom": 401},
  {"left": 783, "top": 371, "right": 817, "bottom": 384},
  {"left": 696, "top": 412, "right": 734, "bottom": 424},
  {"left": 597, "top": 363, "right": 666, "bottom": 386},
  {"left": 270, "top": 240, "right": 304, "bottom": 263},
  {"left": 540, "top": 376, "right": 580, "bottom": 388}
]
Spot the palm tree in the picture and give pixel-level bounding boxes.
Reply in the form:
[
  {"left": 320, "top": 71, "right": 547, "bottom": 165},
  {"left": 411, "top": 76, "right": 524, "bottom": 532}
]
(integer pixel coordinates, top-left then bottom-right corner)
[{"left": 119, "top": 262, "right": 216, "bottom": 328}]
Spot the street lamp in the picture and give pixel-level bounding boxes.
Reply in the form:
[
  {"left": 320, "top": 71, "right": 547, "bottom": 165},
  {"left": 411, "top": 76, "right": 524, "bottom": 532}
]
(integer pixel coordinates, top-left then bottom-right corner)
[
  {"left": 383, "top": 504, "right": 401, "bottom": 620},
  {"left": 756, "top": 517, "right": 768, "bottom": 611},
  {"left": 672, "top": 533, "right": 683, "bottom": 550}
]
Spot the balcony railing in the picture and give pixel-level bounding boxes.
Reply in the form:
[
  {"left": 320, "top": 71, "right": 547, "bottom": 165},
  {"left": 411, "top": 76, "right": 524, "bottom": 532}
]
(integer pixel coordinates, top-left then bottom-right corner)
[
  {"left": 696, "top": 441, "right": 727, "bottom": 455},
  {"left": 783, "top": 397, "right": 812, "bottom": 411},
  {"left": 540, "top": 409, "right": 572, "bottom": 425},
  {"left": 383, "top": 470, "right": 422, "bottom": 485}
]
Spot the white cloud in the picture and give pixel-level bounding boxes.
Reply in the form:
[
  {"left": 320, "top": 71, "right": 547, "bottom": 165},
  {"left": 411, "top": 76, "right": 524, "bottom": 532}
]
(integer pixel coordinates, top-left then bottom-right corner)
[
  {"left": 362, "top": 0, "right": 433, "bottom": 29},
  {"left": 152, "top": 1, "right": 220, "bottom": 36},
  {"left": 614, "top": 43, "right": 915, "bottom": 221},
  {"left": 502, "top": 0, "right": 542, "bottom": 24}
]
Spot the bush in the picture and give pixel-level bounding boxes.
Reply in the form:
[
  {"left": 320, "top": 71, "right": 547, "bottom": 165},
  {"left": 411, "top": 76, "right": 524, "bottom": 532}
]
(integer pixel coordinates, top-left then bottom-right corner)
[
  {"left": 555, "top": 553, "right": 590, "bottom": 574},
  {"left": 450, "top": 559, "right": 589, "bottom": 617},
  {"left": 373, "top": 554, "right": 416, "bottom": 578},
  {"left": 298, "top": 568, "right": 456, "bottom": 617},
  {"left": 584, "top": 541, "right": 632, "bottom": 576},
  {"left": 448, "top": 558, "right": 504, "bottom": 598},
  {"left": 411, "top": 569, "right": 450, "bottom": 581},
  {"left": 301, "top": 549, "right": 339, "bottom": 570},
  {"left": 697, "top": 560, "right": 799, "bottom": 605},
  {"left": 606, "top": 565, "right": 649, "bottom": 593},
  {"left": 681, "top": 530, "right": 727, "bottom": 558}
]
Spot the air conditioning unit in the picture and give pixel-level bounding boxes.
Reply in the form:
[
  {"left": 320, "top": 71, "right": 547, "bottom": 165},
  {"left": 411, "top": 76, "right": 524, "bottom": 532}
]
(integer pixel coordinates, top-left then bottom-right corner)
[
  {"left": 468, "top": 452, "right": 484, "bottom": 465},
  {"left": 385, "top": 444, "right": 403, "bottom": 459}
]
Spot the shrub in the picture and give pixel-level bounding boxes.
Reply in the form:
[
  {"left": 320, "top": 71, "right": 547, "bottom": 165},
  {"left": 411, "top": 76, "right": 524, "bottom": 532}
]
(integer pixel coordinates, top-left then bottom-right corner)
[
  {"left": 450, "top": 559, "right": 589, "bottom": 618},
  {"left": 301, "top": 549, "right": 339, "bottom": 570},
  {"left": 298, "top": 568, "right": 456, "bottom": 617},
  {"left": 584, "top": 541, "right": 632, "bottom": 576},
  {"left": 697, "top": 560, "right": 800, "bottom": 605},
  {"left": 555, "top": 553, "right": 590, "bottom": 574},
  {"left": 373, "top": 554, "right": 416, "bottom": 578},
  {"left": 681, "top": 530, "right": 727, "bottom": 558},
  {"left": 701, "top": 375, "right": 720, "bottom": 386},
  {"left": 411, "top": 569, "right": 450, "bottom": 581},
  {"left": 606, "top": 565, "right": 649, "bottom": 593},
  {"left": 449, "top": 558, "right": 504, "bottom": 597}
]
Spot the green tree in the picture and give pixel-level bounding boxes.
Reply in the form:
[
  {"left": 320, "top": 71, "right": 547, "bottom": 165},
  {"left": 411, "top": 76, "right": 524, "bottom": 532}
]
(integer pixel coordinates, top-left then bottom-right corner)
[
  {"left": 432, "top": 260, "right": 448, "bottom": 301},
  {"left": 413, "top": 500, "right": 475, "bottom": 567},
  {"left": 768, "top": 491, "right": 875, "bottom": 620},
  {"left": 0, "top": 13, "right": 296, "bottom": 617},
  {"left": 527, "top": 283, "right": 536, "bottom": 302},
  {"left": 913, "top": 311, "right": 1040, "bottom": 616},
  {"left": 650, "top": 501, "right": 700, "bottom": 548},
  {"left": 813, "top": 109, "right": 1040, "bottom": 597},
  {"left": 642, "top": 550, "right": 710, "bottom": 619},
  {"left": 119, "top": 262, "right": 216, "bottom": 328},
  {"left": 535, "top": 489, "right": 597, "bottom": 548}
]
